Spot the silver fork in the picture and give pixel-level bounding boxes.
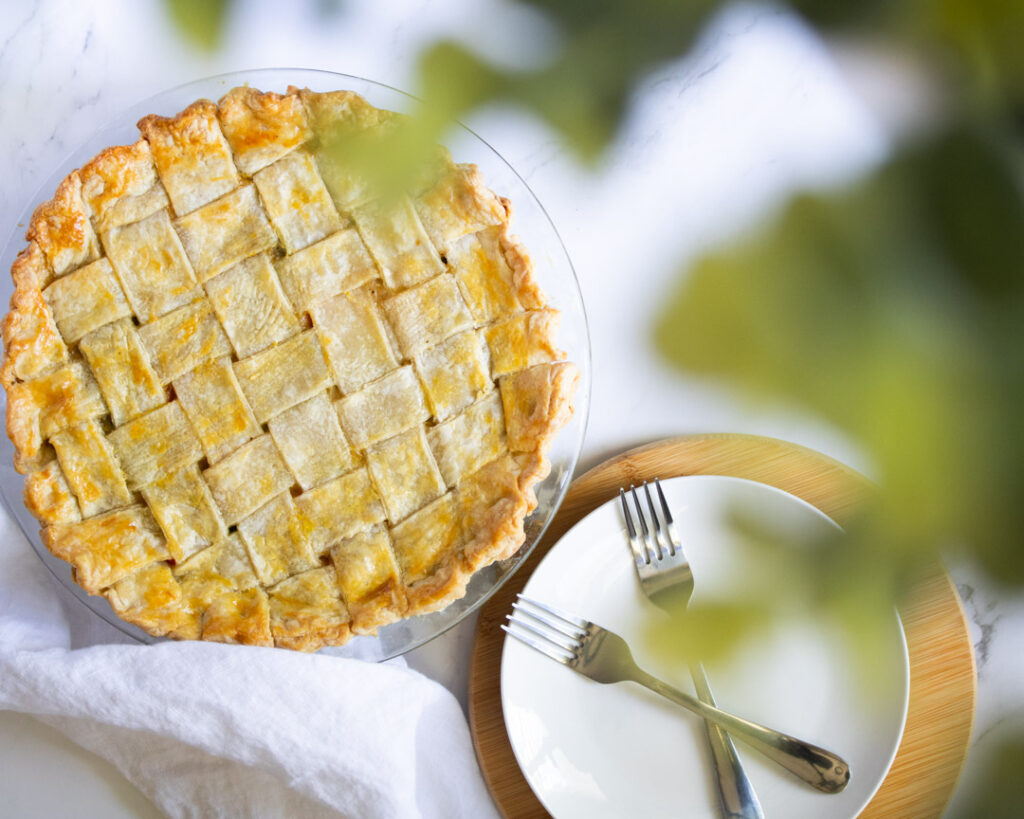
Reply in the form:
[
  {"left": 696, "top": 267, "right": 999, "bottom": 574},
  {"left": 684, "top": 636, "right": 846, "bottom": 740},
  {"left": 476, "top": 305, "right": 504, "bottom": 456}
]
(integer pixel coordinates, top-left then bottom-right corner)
[
  {"left": 622, "top": 480, "right": 762, "bottom": 819},
  {"left": 503, "top": 594, "right": 851, "bottom": 794}
]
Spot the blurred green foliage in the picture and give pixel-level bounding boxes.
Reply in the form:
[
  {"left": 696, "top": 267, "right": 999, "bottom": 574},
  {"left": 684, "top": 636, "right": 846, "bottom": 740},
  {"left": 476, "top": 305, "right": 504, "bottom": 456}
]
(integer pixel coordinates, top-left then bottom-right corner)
[
  {"left": 163, "top": 0, "right": 230, "bottom": 52},
  {"left": 657, "top": 126, "right": 1024, "bottom": 585},
  {"left": 164, "top": 0, "right": 1023, "bottom": 811},
  {"left": 416, "top": 0, "right": 724, "bottom": 160},
  {"left": 952, "top": 732, "right": 1024, "bottom": 818}
]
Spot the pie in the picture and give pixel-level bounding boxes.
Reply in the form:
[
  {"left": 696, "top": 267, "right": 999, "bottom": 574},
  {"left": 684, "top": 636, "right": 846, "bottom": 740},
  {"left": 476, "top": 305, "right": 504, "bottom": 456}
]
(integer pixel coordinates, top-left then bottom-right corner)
[{"left": 1, "top": 85, "right": 579, "bottom": 651}]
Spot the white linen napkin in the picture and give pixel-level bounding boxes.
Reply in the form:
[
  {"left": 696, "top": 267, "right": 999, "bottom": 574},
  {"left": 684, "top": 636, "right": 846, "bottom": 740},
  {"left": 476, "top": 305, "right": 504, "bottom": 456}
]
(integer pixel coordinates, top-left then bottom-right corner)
[{"left": 0, "top": 511, "right": 501, "bottom": 819}]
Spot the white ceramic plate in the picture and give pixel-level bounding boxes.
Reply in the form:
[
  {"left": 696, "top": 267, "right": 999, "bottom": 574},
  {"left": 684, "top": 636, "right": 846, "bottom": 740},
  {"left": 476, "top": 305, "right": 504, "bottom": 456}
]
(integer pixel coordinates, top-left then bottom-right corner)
[{"left": 501, "top": 475, "right": 909, "bottom": 819}]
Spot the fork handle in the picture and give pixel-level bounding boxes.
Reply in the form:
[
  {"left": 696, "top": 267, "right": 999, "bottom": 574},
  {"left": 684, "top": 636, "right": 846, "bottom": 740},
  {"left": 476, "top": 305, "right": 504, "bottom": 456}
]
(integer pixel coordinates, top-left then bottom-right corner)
[
  {"left": 634, "top": 669, "right": 850, "bottom": 794},
  {"left": 690, "top": 663, "right": 764, "bottom": 818}
]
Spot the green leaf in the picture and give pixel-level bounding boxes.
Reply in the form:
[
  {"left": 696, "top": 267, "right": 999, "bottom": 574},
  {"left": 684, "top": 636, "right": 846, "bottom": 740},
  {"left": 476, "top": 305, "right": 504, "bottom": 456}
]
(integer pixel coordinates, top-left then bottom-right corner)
[{"left": 163, "top": 0, "right": 232, "bottom": 52}]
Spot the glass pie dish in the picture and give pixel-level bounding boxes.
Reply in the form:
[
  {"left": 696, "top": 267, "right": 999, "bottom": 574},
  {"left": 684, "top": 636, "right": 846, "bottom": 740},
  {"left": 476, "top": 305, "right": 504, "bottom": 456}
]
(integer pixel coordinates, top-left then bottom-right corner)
[{"left": 0, "top": 68, "right": 591, "bottom": 661}]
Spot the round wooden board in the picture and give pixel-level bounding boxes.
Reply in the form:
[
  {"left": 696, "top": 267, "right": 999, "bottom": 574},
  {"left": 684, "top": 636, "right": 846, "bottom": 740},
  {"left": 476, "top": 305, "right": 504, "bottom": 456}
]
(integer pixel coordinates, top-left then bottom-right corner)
[{"left": 469, "top": 434, "right": 977, "bottom": 818}]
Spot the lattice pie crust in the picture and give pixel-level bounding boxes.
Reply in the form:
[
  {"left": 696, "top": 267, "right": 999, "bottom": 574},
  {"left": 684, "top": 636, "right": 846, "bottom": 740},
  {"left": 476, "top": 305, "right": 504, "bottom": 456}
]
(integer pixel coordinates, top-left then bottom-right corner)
[{"left": 2, "top": 86, "right": 579, "bottom": 651}]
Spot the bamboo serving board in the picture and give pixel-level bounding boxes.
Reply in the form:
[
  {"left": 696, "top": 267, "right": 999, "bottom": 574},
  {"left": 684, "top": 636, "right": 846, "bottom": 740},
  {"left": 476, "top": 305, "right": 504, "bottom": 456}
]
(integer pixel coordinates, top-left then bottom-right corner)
[{"left": 468, "top": 434, "right": 976, "bottom": 818}]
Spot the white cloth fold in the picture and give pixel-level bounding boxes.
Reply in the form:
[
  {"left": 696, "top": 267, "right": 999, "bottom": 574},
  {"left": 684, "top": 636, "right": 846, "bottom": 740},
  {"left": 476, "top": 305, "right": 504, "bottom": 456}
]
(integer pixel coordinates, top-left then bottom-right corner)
[{"left": 0, "top": 512, "right": 500, "bottom": 819}]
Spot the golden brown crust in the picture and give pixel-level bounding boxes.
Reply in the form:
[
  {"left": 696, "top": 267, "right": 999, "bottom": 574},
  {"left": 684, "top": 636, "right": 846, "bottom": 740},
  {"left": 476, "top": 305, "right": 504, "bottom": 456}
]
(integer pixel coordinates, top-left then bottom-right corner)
[
  {"left": 484, "top": 309, "right": 562, "bottom": 377},
  {"left": 390, "top": 492, "right": 469, "bottom": 612},
  {"left": 297, "top": 88, "right": 391, "bottom": 136},
  {"left": 10, "top": 237, "right": 53, "bottom": 290},
  {"left": 414, "top": 164, "right": 506, "bottom": 252},
  {"left": 458, "top": 452, "right": 543, "bottom": 572},
  {"left": 6, "top": 361, "right": 106, "bottom": 473},
  {"left": 500, "top": 362, "right": 580, "bottom": 453},
  {"left": 2, "top": 244, "right": 68, "bottom": 389},
  {"left": 499, "top": 228, "right": 546, "bottom": 310},
  {"left": 201, "top": 587, "right": 273, "bottom": 646},
  {"left": 217, "top": 86, "right": 311, "bottom": 176},
  {"left": 3, "top": 85, "right": 579, "bottom": 653},
  {"left": 329, "top": 526, "right": 407, "bottom": 635},
  {"left": 43, "top": 506, "right": 170, "bottom": 595},
  {"left": 267, "top": 567, "right": 352, "bottom": 651},
  {"left": 79, "top": 139, "right": 169, "bottom": 233},
  {"left": 404, "top": 561, "right": 471, "bottom": 614},
  {"left": 138, "top": 100, "right": 240, "bottom": 216},
  {"left": 26, "top": 171, "right": 101, "bottom": 277},
  {"left": 24, "top": 458, "right": 82, "bottom": 525},
  {"left": 272, "top": 623, "right": 350, "bottom": 652},
  {"left": 105, "top": 563, "right": 200, "bottom": 640},
  {"left": 340, "top": 578, "right": 405, "bottom": 636}
]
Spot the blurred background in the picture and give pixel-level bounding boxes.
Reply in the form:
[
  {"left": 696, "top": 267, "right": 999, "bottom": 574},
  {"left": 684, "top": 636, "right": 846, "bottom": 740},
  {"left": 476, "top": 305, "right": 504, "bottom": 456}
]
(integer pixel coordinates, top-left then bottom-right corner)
[{"left": 2, "top": 0, "right": 1022, "bottom": 814}]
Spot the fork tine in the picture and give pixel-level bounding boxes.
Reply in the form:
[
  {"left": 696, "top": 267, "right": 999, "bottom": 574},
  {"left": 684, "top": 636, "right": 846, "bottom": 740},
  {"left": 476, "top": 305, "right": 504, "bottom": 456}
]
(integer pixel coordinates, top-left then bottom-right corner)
[
  {"left": 642, "top": 481, "right": 668, "bottom": 559},
  {"left": 505, "top": 610, "right": 581, "bottom": 651},
  {"left": 516, "top": 594, "right": 590, "bottom": 631},
  {"left": 620, "top": 489, "right": 637, "bottom": 540},
  {"left": 501, "top": 623, "right": 574, "bottom": 664},
  {"left": 654, "top": 478, "right": 682, "bottom": 555},
  {"left": 512, "top": 599, "right": 586, "bottom": 644},
  {"left": 654, "top": 478, "right": 673, "bottom": 524},
  {"left": 619, "top": 489, "right": 649, "bottom": 566},
  {"left": 631, "top": 484, "right": 662, "bottom": 562},
  {"left": 629, "top": 485, "right": 651, "bottom": 563}
]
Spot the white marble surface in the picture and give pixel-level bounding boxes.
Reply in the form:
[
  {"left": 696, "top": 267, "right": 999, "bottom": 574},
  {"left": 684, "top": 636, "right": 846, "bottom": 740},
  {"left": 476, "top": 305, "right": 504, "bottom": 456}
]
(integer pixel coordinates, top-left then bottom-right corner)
[{"left": 0, "top": 1, "right": 1020, "bottom": 816}]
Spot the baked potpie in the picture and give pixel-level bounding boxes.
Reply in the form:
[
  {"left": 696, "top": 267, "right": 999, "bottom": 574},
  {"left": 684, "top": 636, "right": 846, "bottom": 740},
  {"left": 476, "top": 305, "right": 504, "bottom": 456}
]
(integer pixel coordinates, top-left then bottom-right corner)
[{"left": 2, "top": 86, "right": 579, "bottom": 651}]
